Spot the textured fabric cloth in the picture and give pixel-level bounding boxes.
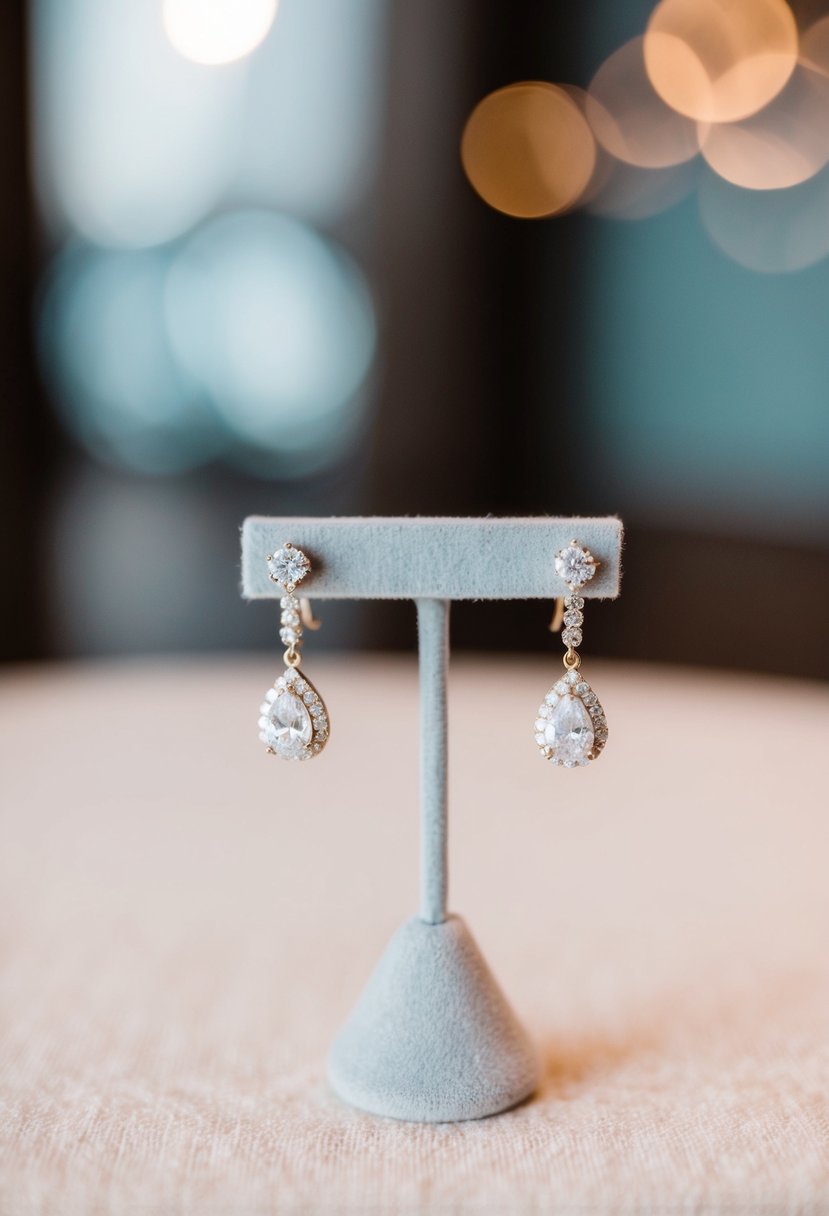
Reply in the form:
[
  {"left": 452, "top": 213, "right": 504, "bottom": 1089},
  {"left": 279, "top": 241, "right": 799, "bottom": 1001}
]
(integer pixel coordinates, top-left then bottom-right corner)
[{"left": 1, "top": 656, "right": 829, "bottom": 1214}]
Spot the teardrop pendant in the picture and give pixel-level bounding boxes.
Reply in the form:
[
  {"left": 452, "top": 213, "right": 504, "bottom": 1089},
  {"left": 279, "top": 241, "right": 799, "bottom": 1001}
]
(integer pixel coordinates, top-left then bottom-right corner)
[
  {"left": 259, "top": 667, "right": 330, "bottom": 761},
  {"left": 534, "top": 668, "right": 608, "bottom": 767}
]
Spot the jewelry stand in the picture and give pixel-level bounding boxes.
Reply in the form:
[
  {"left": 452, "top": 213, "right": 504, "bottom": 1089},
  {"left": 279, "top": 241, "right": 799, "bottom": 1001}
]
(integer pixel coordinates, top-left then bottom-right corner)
[{"left": 241, "top": 516, "right": 624, "bottom": 1122}]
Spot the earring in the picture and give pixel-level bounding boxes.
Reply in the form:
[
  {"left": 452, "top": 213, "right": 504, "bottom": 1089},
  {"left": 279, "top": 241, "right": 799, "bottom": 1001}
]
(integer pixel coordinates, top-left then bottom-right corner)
[
  {"left": 258, "top": 543, "right": 330, "bottom": 761},
  {"left": 533, "top": 540, "right": 608, "bottom": 768}
]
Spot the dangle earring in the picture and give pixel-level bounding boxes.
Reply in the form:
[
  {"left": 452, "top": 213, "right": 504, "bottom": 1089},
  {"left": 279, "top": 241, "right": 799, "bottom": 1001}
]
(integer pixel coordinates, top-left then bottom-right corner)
[
  {"left": 533, "top": 540, "right": 608, "bottom": 768},
  {"left": 257, "top": 543, "right": 330, "bottom": 761}
]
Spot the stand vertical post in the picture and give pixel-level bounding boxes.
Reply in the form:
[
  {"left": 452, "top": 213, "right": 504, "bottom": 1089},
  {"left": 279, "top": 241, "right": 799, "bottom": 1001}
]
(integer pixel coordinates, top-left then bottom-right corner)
[{"left": 417, "top": 598, "right": 449, "bottom": 925}]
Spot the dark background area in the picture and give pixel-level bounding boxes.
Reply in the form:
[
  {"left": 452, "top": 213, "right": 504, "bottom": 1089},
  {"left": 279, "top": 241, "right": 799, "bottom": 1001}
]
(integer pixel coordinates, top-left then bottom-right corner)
[{"left": 1, "top": 0, "right": 827, "bottom": 675}]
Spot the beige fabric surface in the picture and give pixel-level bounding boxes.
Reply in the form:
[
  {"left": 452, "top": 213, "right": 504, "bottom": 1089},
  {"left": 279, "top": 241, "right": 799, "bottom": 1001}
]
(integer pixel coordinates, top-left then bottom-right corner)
[{"left": 1, "top": 655, "right": 829, "bottom": 1215}]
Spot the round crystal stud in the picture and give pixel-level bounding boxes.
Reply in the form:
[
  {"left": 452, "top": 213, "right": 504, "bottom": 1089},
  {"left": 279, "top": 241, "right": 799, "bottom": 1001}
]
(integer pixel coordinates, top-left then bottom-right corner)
[
  {"left": 267, "top": 545, "right": 310, "bottom": 589},
  {"left": 555, "top": 542, "right": 597, "bottom": 589},
  {"left": 562, "top": 627, "right": 583, "bottom": 648}
]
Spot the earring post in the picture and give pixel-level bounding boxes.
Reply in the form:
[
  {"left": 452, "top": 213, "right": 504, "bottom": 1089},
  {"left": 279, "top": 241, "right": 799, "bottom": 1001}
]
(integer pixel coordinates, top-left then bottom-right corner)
[{"left": 416, "top": 597, "right": 449, "bottom": 925}]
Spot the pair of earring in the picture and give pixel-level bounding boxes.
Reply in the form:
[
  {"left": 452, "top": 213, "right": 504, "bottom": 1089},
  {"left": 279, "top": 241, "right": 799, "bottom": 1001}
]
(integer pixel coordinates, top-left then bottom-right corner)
[{"left": 257, "top": 538, "right": 609, "bottom": 768}]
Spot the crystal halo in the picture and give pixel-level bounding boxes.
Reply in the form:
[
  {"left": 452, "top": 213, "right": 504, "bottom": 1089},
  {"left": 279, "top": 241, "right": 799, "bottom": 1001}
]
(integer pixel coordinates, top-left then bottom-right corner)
[
  {"left": 259, "top": 666, "right": 330, "bottom": 760},
  {"left": 533, "top": 669, "right": 608, "bottom": 767},
  {"left": 555, "top": 541, "right": 597, "bottom": 590}
]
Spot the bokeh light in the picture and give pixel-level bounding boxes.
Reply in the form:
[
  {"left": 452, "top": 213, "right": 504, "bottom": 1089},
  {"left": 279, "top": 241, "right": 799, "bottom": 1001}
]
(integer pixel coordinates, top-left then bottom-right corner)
[
  {"left": 38, "top": 245, "right": 221, "bottom": 474},
  {"left": 461, "top": 82, "right": 595, "bottom": 218},
  {"left": 32, "top": 0, "right": 246, "bottom": 249},
  {"left": 230, "top": 0, "right": 388, "bottom": 226},
  {"left": 37, "top": 213, "right": 377, "bottom": 477},
  {"left": 164, "top": 211, "right": 376, "bottom": 467},
  {"left": 587, "top": 37, "right": 703, "bottom": 169},
  {"left": 644, "top": 0, "right": 798, "bottom": 124},
  {"left": 163, "top": 0, "right": 278, "bottom": 66},
  {"left": 456, "top": 4, "right": 829, "bottom": 268},
  {"left": 33, "top": 0, "right": 387, "bottom": 244},
  {"left": 800, "top": 15, "right": 829, "bottom": 77},
  {"left": 698, "top": 163, "right": 829, "bottom": 273},
  {"left": 586, "top": 157, "right": 699, "bottom": 220},
  {"left": 701, "top": 65, "right": 829, "bottom": 191}
]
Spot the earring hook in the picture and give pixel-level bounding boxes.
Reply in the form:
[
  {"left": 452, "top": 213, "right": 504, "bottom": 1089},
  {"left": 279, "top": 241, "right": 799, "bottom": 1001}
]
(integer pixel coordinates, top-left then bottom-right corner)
[
  {"left": 299, "top": 598, "right": 322, "bottom": 630},
  {"left": 549, "top": 597, "right": 565, "bottom": 633}
]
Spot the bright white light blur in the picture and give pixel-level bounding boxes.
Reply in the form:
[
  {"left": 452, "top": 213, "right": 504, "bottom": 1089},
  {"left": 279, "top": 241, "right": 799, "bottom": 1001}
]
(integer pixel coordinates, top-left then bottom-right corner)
[
  {"left": 38, "top": 246, "right": 222, "bottom": 474},
  {"left": 164, "top": 211, "right": 376, "bottom": 463},
  {"left": 32, "top": 0, "right": 387, "bottom": 244},
  {"left": 32, "top": 0, "right": 247, "bottom": 249},
  {"left": 233, "top": 0, "right": 388, "bottom": 225},
  {"left": 163, "top": 0, "right": 278, "bottom": 66}
]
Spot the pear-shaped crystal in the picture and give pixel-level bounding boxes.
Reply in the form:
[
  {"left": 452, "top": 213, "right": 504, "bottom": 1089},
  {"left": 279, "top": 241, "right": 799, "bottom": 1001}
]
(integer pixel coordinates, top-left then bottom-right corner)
[
  {"left": 544, "top": 694, "right": 594, "bottom": 764},
  {"left": 265, "top": 690, "right": 313, "bottom": 759}
]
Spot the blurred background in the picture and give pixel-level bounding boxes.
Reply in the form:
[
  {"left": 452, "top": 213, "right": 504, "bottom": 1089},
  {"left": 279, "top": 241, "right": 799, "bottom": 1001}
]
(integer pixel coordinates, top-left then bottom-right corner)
[{"left": 2, "top": 0, "right": 828, "bottom": 675}]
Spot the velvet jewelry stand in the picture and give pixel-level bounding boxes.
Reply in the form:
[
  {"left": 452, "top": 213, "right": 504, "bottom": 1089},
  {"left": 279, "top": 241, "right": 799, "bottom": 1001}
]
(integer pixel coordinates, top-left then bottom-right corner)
[{"left": 241, "top": 516, "right": 624, "bottom": 1122}]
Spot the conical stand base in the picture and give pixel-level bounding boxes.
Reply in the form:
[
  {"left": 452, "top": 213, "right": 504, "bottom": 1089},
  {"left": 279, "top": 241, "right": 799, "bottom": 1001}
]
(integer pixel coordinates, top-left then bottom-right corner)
[{"left": 328, "top": 914, "right": 539, "bottom": 1122}]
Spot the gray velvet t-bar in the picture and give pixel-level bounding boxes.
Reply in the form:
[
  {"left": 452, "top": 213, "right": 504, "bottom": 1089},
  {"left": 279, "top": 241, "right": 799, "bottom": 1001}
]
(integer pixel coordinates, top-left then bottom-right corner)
[
  {"left": 242, "top": 515, "right": 622, "bottom": 925},
  {"left": 241, "top": 515, "right": 623, "bottom": 1122}
]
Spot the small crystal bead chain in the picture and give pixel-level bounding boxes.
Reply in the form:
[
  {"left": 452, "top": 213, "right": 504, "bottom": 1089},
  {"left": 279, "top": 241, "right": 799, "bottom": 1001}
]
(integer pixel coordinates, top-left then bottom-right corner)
[
  {"left": 280, "top": 593, "right": 303, "bottom": 667},
  {"left": 561, "top": 594, "right": 585, "bottom": 670}
]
